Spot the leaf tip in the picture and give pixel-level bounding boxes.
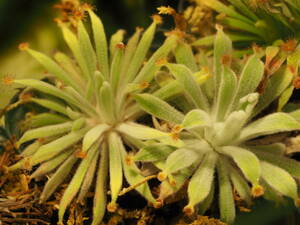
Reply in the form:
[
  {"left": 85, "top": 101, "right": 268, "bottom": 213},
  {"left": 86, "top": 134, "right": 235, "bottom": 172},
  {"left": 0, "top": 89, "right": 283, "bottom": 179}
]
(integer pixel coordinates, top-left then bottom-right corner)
[
  {"left": 183, "top": 204, "right": 194, "bottom": 216},
  {"left": 107, "top": 202, "right": 118, "bottom": 212},
  {"left": 251, "top": 184, "right": 264, "bottom": 197}
]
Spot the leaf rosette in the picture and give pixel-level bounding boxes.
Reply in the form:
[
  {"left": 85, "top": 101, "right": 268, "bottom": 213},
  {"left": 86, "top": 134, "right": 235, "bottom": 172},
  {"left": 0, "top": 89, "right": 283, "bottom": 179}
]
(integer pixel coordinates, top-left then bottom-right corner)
[{"left": 135, "top": 27, "right": 300, "bottom": 224}]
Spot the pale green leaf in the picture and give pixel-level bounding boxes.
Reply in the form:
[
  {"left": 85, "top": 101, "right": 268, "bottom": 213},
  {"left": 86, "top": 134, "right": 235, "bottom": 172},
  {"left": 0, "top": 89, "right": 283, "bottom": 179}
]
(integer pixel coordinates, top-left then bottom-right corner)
[
  {"left": 29, "top": 113, "right": 69, "bottom": 128},
  {"left": 30, "top": 148, "right": 73, "bottom": 179},
  {"left": 120, "top": 141, "right": 155, "bottom": 203},
  {"left": 98, "top": 82, "right": 116, "bottom": 123},
  {"left": 31, "top": 98, "right": 68, "bottom": 116},
  {"left": 30, "top": 127, "right": 89, "bottom": 166},
  {"left": 164, "top": 148, "right": 199, "bottom": 175},
  {"left": 181, "top": 109, "right": 211, "bottom": 129},
  {"left": 261, "top": 161, "right": 298, "bottom": 200},
  {"left": 186, "top": 152, "right": 217, "bottom": 208},
  {"left": 109, "top": 29, "right": 125, "bottom": 57},
  {"left": 135, "top": 93, "right": 184, "bottom": 124},
  {"left": 88, "top": 9, "right": 109, "bottom": 79},
  {"left": 58, "top": 142, "right": 98, "bottom": 223},
  {"left": 40, "top": 155, "right": 77, "bottom": 202},
  {"left": 110, "top": 44, "right": 124, "bottom": 94},
  {"left": 78, "top": 151, "right": 99, "bottom": 202},
  {"left": 250, "top": 149, "right": 300, "bottom": 179},
  {"left": 213, "top": 26, "right": 232, "bottom": 90},
  {"left": 134, "top": 35, "right": 177, "bottom": 83},
  {"left": 18, "top": 122, "right": 73, "bottom": 145},
  {"left": 134, "top": 144, "right": 175, "bottom": 162},
  {"left": 233, "top": 55, "right": 264, "bottom": 109},
  {"left": 108, "top": 132, "right": 123, "bottom": 203},
  {"left": 239, "top": 112, "right": 300, "bottom": 141},
  {"left": 217, "top": 159, "right": 236, "bottom": 224},
  {"left": 61, "top": 25, "right": 90, "bottom": 79},
  {"left": 124, "top": 21, "right": 157, "bottom": 83},
  {"left": 92, "top": 144, "right": 108, "bottom": 225},
  {"left": 117, "top": 122, "right": 168, "bottom": 140},
  {"left": 174, "top": 41, "right": 198, "bottom": 72},
  {"left": 166, "top": 63, "right": 209, "bottom": 111},
  {"left": 253, "top": 67, "right": 293, "bottom": 117},
  {"left": 82, "top": 124, "right": 109, "bottom": 152},
  {"left": 278, "top": 85, "right": 295, "bottom": 111},
  {"left": 78, "top": 20, "right": 97, "bottom": 77},
  {"left": 215, "top": 66, "right": 237, "bottom": 121},
  {"left": 221, "top": 146, "right": 260, "bottom": 185}
]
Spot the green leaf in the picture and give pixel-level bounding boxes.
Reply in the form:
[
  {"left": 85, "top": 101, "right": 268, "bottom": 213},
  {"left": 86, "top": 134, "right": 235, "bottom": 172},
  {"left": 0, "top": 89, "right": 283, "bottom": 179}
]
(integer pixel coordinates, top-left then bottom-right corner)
[
  {"left": 215, "top": 66, "right": 237, "bottom": 121},
  {"left": 20, "top": 140, "right": 42, "bottom": 157},
  {"left": 78, "top": 150, "right": 99, "bottom": 202},
  {"left": 239, "top": 112, "right": 300, "bottom": 141},
  {"left": 185, "top": 152, "right": 217, "bottom": 209},
  {"left": 134, "top": 144, "right": 175, "bottom": 162},
  {"left": 174, "top": 41, "right": 198, "bottom": 72},
  {"left": 228, "top": 163, "right": 251, "bottom": 205},
  {"left": 166, "top": 63, "right": 209, "bottom": 111},
  {"left": 214, "top": 110, "right": 247, "bottom": 145},
  {"left": 117, "top": 122, "right": 168, "bottom": 140},
  {"left": 135, "top": 94, "right": 184, "bottom": 124},
  {"left": 221, "top": 146, "right": 260, "bottom": 185},
  {"left": 158, "top": 167, "right": 192, "bottom": 202},
  {"left": 201, "top": 0, "right": 253, "bottom": 24},
  {"left": 64, "top": 86, "right": 97, "bottom": 117},
  {"left": 82, "top": 124, "right": 109, "bottom": 152},
  {"left": 124, "top": 21, "right": 157, "bottom": 83},
  {"left": 213, "top": 26, "right": 232, "bottom": 91},
  {"left": 61, "top": 25, "right": 90, "bottom": 80},
  {"left": 54, "top": 51, "right": 83, "bottom": 85},
  {"left": 92, "top": 144, "right": 108, "bottom": 225},
  {"left": 278, "top": 84, "right": 294, "bottom": 111},
  {"left": 110, "top": 44, "right": 124, "bottom": 94},
  {"left": 163, "top": 148, "right": 199, "bottom": 175},
  {"left": 13, "top": 79, "right": 82, "bottom": 112},
  {"left": 290, "top": 109, "right": 300, "bottom": 122},
  {"left": 109, "top": 30, "right": 125, "bottom": 57},
  {"left": 58, "top": 142, "right": 98, "bottom": 223},
  {"left": 120, "top": 28, "right": 142, "bottom": 78},
  {"left": 31, "top": 98, "right": 68, "bottom": 116},
  {"left": 18, "top": 122, "right": 73, "bottom": 145},
  {"left": 253, "top": 67, "right": 293, "bottom": 117},
  {"left": 120, "top": 141, "right": 155, "bottom": 203},
  {"left": 30, "top": 148, "right": 73, "bottom": 179},
  {"left": 29, "top": 127, "right": 89, "bottom": 166},
  {"left": 227, "top": 0, "right": 258, "bottom": 21},
  {"left": 78, "top": 20, "right": 97, "bottom": 78},
  {"left": 108, "top": 132, "right": 123, "bottom": 203},
  {"left": 71, "top": 118, "right": 86, "bottom": 132},
  {"left": 181, "top": 109, "right": 211, "bottom": 129},
  {"left": 98, "top": 82, "right": 116, "bottom": 123},
  {"left": 261, "top": 161, "right": 298, "bottom": 200},
  {"left": 153, "top": 80, "right": 182, "bottom": 100},
  {"left": 29, "top": 113, "right": 69, "bottom": 128},
  {"left": 233, "top": 55, "right": 264, "bottom": 108},
  {"left": 25, "top": 48, "right": 81, "bottom": 91},
  {"left": 88, "top": 9, "right": 109, "bottom": 79},
  {"left": 40, "top": 155, "right": 77, "bottom": 202},
  {"left": 217, "top": 159, "right": 236, "bottom": 224},
  {"left": 250, "top": 149, "right": 300, "bottom": 179},
  {"left": 245, "top": 143, "right": 285, "bottom": 155},
  {"left": 134, "top": 35, "right": 177, "bottom": 83},
  {"left": 198, "top": 182, "right": 215, "bottom": 215}
]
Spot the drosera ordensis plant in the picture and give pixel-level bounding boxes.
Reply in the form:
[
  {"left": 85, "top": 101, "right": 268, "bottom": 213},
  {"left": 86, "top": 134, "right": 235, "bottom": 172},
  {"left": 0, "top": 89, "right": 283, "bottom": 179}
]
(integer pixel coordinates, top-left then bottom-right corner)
[
  {"left": 135, "top": 25, "right": 300, "bottom": 224},
  {"left": 8, "top": 4, "right": 183, "bottom": 225}
]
